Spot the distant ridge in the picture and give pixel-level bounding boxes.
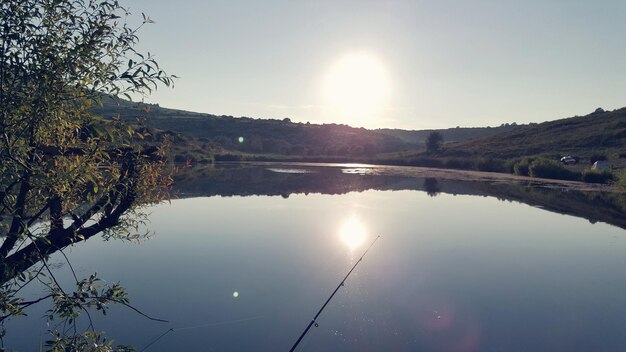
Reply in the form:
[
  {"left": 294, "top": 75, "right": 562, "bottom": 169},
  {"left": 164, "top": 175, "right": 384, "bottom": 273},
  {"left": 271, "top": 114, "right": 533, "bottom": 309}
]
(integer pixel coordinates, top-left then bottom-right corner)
[
  {"left": 378, "top": 124, "right": 519, "bottom": 145},
  {"left": 443, "top": 107, "right": 626, "bottom": 160},
  {"left": 94, "top": 96, "right": 519, "bottom": 157},
  {"left": 93, "top": 96, "right": 626, "bottom": 171}
]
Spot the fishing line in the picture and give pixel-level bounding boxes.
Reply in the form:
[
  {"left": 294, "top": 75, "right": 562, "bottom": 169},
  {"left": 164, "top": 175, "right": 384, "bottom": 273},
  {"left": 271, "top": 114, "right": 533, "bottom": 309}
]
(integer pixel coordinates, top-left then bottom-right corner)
[
  {"left": 289, "top": 235, "right": 381, "bottom": 352},
  {"left": 140, "top": 315, "right": 264, "bottom": 351}
]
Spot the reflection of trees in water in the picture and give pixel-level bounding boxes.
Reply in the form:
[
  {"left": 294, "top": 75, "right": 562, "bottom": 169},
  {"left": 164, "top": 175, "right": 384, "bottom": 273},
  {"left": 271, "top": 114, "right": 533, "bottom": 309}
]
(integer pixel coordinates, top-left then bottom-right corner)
[
  {"left": 468, "top": 181, "right": 626, "bottom": 229},
  {"left": 177, "top": 164, "right": 626, "bottom": 230},
  {"left": 423, "top": 178, "right": 441, "bottom": 197}
]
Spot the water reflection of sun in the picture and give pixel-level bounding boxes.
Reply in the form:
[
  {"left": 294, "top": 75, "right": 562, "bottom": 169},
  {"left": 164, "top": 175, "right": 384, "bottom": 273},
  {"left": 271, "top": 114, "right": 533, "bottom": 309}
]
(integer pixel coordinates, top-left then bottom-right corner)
[{"left": 339, "top": 216, "right": 367, "bottom": 250}]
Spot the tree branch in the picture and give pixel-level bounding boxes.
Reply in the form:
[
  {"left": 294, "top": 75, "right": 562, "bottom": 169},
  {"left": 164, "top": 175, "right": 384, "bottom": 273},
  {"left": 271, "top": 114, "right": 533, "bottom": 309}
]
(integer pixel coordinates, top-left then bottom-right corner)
[
  {"left": 0, "top": 160, "right": 138, "bottom": 285},
  {"left": 0, "top": 176, "right": 31, "bottom": 258}
]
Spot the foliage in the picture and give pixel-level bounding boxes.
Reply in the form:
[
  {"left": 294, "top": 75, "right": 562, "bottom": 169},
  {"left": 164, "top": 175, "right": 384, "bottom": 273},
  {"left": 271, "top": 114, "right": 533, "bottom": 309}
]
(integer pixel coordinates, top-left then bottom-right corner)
[
  {"left": 475, "top": 157, "right": 506, "bottom": 172},
  {"left": 426, "top": 131, "right": 443, "bottom": 153},
  {"left": 0, "top": 0, "right": 173, "bottom": 348},
  {"left": 616, "top": 169, "right": 626, "bottom": 189},
  {"left": 528, "top": 158, "right": 580, "bottom": 181},
  {"left": 47, "top": 331, "right": 135, "bottom": 352},
  {"left": 42, "top": 274, "right": 138, "bottom": 350},
  {"left": 581, "top": 169, "right": 614, "bottom": 184},
  {"left": 512, "top": 158, "right": 534, "bottom": 176}
]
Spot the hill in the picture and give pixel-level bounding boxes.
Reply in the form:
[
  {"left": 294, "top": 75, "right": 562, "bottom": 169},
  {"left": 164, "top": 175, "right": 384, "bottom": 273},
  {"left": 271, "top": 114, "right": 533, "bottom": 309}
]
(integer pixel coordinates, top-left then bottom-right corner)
[
  {"left": 94, "top": 97, "right": 519, "bottom": 159},
  {"left": 378, "top": 124, "right": 518, "bottom": 145},
  {"left": 444, "top": 107, "right": 626, "bottom": 165},
  {"left": 95, "top": 98, "right": 409, "bottom": 157},
  {"left": 93, "top": 97, "right": 626, "bottom": 184}
]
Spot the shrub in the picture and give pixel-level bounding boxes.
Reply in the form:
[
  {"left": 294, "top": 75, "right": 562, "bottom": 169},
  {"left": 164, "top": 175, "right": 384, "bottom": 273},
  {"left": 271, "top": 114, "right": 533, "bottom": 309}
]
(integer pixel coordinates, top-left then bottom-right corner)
[
  {"left": 617, "top": 169, "right": 626, "bottom": 189},
  {"left": 513, "top": 158, "right": 534, "bottom": 176},
  {"left": 528, "top": 158, "right": 579, "bottom": 180},
  {"left": 442, "top": 158, "right": 474, "bottom": 170},
  {"left": 476, "top": 158, "right": 506, "bottom": 172},
  {"left": 503, "top": 159, "right": 517, "bottom": 173},
  {"left": 581, "top": 169, "right": 614, "bottom": 184}
]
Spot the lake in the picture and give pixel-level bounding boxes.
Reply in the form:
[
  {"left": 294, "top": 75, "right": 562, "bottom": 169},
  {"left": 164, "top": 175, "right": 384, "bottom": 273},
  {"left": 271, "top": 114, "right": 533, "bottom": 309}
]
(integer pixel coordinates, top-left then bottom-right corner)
[{"left": 5, "top": 163, "right": 626, "bottom": 351}]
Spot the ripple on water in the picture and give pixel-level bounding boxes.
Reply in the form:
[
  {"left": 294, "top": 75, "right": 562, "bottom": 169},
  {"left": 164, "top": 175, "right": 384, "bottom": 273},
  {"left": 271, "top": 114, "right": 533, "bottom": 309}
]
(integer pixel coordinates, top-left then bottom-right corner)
[
  {"left": 266, "top": 168, "right": 315, "bottom": 174},
  {"left": 341, "top": 168, "right": 377, "bottom": 175}
]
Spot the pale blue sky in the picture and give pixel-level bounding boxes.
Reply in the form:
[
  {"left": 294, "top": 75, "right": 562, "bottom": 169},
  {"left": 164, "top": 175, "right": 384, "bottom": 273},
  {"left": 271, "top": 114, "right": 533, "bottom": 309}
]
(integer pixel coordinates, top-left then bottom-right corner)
[{"left": 130, "top": 0, "right": 626, "bottom": 129}]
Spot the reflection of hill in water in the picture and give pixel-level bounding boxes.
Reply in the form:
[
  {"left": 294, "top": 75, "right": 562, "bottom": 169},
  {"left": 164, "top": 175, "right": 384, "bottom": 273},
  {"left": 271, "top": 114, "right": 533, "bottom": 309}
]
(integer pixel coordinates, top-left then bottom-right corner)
[{"left": 174, "top": 163, "right": 626, "bottom": 230}]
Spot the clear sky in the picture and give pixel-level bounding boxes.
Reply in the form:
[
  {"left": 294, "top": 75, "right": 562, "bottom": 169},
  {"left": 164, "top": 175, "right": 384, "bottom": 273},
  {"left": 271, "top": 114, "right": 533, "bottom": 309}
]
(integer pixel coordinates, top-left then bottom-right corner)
[{"left": 129, "top": 0, "right": 626, "bottom": 129}]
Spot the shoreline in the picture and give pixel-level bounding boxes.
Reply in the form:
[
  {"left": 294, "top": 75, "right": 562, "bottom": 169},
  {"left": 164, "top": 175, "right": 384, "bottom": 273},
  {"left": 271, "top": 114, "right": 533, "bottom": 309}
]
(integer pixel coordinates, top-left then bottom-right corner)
[{"left": 220, "top": 161, "right": 625, "bottom": 194}]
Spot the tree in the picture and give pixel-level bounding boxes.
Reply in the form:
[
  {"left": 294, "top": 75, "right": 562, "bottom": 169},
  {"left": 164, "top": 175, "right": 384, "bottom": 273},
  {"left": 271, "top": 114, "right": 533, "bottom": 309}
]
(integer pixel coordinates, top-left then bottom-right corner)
[
  {"left": 0, "top": 0, "right": 174, "bottom": 348},
  {"left": 426, "top": 131, "right": 443, "bottom": 153}
]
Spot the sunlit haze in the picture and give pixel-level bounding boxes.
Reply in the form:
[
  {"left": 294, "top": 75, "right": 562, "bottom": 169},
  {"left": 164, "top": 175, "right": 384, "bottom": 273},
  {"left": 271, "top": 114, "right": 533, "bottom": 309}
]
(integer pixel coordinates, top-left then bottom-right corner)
[{"left": 131, "top": 0, "right": 626, "bottom": 128}]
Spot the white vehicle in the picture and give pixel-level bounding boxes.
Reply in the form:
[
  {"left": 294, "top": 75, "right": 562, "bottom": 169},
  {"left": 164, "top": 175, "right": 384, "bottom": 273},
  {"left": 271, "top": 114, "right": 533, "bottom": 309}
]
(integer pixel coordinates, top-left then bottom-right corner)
[{"left": 560, "top": 156, "right": 577, "bottom": 164}]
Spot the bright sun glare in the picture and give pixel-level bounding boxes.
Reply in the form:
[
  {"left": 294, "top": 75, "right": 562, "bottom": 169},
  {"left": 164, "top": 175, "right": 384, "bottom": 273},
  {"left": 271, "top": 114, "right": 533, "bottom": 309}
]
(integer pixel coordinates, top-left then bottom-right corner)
[
  {"left": 323, "top": 53, "right": 391, "bottom": 125},
  {"left": 339, "top": 217, "right": 367, "bottom": 250}
]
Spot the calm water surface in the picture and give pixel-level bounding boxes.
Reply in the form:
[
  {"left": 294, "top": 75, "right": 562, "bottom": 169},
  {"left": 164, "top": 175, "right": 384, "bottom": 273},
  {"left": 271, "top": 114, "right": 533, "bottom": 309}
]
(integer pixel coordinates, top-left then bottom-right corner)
[{"left": 6, "top": 164, "right": 626, "bottom": 351}]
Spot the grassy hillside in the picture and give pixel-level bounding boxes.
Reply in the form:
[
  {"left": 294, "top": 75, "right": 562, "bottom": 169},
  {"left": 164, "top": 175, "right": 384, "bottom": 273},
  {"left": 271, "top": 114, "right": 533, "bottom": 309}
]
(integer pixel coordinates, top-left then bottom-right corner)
[
  {"left": 93, "top": 97, "right": 626, "bottom": 184},
  {"left": 94, "top": 97, "right": 520, "bottom": 159},
  {"left": 94, "top": 98, "right": 411, "bottom": 157},
  {"left": 445, "top": 107, "right": 626, "bottom": 164},
  {"left": 378, "top": 124, "right": 519, "bottom": 145}
]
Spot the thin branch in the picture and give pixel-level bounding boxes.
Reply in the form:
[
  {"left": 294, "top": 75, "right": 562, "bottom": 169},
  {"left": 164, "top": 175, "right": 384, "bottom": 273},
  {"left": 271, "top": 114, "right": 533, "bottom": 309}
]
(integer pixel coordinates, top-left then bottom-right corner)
[
  {"left": 104, "top": 298, "right": 168, "bottom": 323},
  {"left": 56, "top": 247, "right": 78, "bottom": 283},
  {"left": 80, "top": 306, "right": 95, "bottom": 332},
  {"left": 12, "top": 263, "right": 45, "bottom": 295},
  {"left": 0, "top": 294, "right": 53, "bottom": 321}
]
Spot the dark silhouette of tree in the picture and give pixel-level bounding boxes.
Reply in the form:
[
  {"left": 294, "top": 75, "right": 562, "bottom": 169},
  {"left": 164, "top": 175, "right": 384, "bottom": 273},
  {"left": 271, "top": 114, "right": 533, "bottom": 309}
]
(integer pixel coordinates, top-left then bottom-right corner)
[
  {"left": 0, "top": 0, "right": 174, "bottom": 348},
  {"left": 426, "top": 131, "right": 444, "bottom": 153}
]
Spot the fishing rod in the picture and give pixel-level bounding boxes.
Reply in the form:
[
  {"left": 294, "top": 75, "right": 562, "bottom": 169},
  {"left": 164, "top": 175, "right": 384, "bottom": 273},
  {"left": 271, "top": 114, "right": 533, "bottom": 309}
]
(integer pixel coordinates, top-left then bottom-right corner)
[{"left": 289, "top": 235, "right": 381, "bottom": 352}]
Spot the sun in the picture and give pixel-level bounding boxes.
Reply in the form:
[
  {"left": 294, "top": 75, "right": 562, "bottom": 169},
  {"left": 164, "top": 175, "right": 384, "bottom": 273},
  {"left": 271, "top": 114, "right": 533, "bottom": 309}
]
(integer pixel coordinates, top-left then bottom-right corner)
[{"left": 322, "top": 52, "right": 391, "bottom": 126}]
